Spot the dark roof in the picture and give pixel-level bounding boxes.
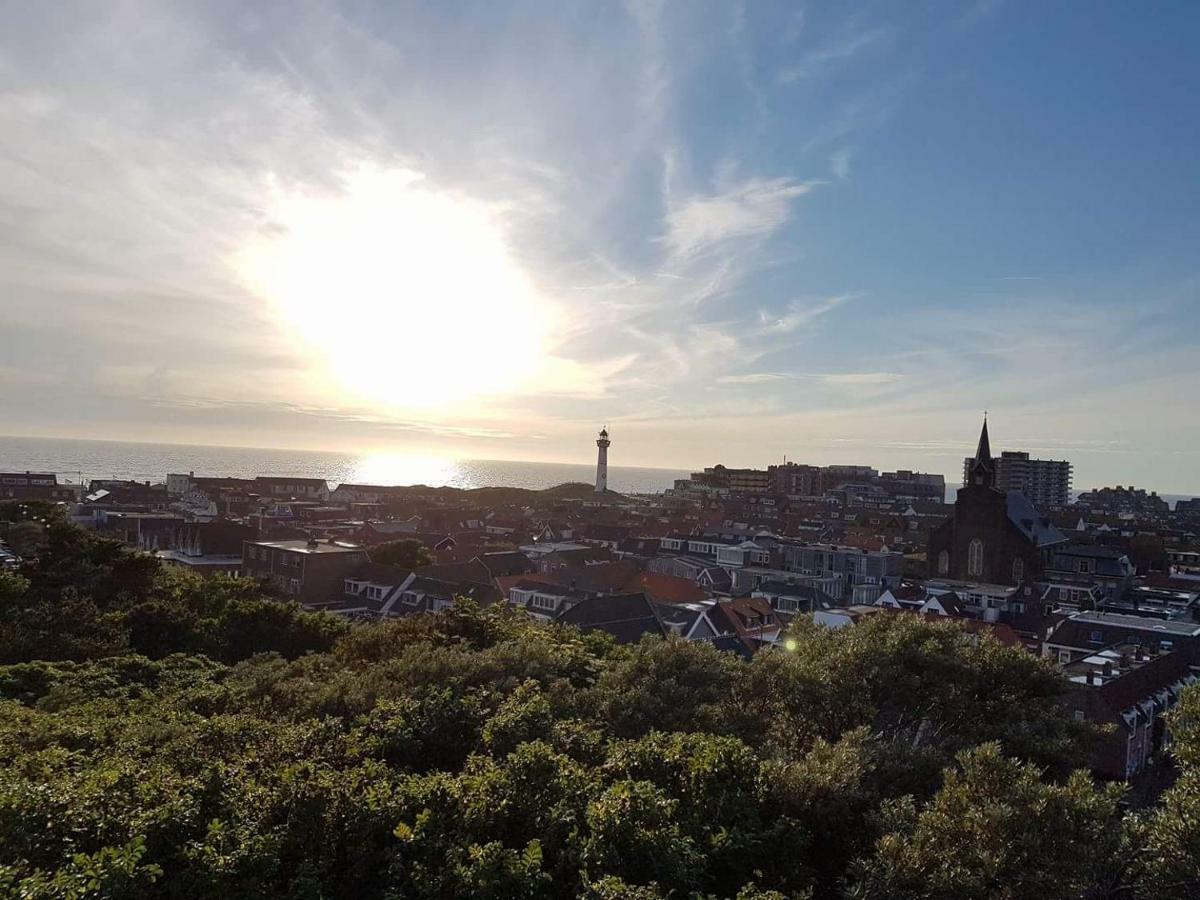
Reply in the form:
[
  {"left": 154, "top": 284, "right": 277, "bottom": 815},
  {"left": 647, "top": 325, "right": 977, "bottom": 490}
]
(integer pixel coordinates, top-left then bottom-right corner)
[
  {"left": 1056, "top": 544, "right": 1128, "bottom": 559},
  {"left": 931, "top": 592, "right": 966, "bottom": 616},
  {"left": 416, "top": 560, "right": 492, "bottom": 585},
  {"left": 511, "top": 579, "right": 584, "bottom": 598},
  {"left": 1006, "top": 491, "right": 1067, "bottom": 547},
  {"left": 347, "top": 562, "right": 412, "bottom": 586},
  {"left": 556, "top": 592, "right": 667, "bottom": 644},
  {"left": 1048, "top": 611, "right": 1200, "bottom": 651},
  {"left": 254, "top": 476, "right": 328, "bottom": 487},
  {"left": 755, "top": 580, "right": 821, "bottom": 598},
  {"left": 406, "top": 575, "right": 501, "bottom": 605},
  {"left": 475, "top": 551, "right": 536, "bottom": 577}
]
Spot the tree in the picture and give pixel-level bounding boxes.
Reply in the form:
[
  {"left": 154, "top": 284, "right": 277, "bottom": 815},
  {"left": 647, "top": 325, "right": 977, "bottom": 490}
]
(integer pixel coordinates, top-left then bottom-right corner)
[
  {"left": 1131, "top": 683, "right": 1200, "bottom": 897},
  {"left": 850, "top": 742, "right": 1125, "bottom": 900},
  {"left": 370, "top": 539, "right": 434, "bottom": 570}
]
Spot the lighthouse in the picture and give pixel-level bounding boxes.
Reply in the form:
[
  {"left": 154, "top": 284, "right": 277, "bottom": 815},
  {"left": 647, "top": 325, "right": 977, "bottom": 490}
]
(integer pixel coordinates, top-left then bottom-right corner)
[{"left": 594, "top": 427, "right": 610, "bottom": 494}]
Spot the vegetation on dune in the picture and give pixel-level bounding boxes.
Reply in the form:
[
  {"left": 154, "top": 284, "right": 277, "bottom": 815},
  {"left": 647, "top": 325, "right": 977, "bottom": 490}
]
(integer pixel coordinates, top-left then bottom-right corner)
[{"left": 1, "top": 507, "right": 1199, "bottom": 897}]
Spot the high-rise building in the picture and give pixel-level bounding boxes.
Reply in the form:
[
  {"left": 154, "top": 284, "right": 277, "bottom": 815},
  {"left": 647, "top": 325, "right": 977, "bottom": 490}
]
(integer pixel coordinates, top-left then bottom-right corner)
[
  {"left": 594, "top": 428, "right": 610, "bottom": 494},
  {"left": 962, "top": 449, "right": 1072, "bottom": 508}
]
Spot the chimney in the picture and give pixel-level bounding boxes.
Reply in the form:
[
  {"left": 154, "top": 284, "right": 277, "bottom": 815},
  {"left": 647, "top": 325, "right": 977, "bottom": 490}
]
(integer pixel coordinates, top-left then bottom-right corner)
[{"left": 1102, "top": 661, "right": 1114, "bottom": 677}]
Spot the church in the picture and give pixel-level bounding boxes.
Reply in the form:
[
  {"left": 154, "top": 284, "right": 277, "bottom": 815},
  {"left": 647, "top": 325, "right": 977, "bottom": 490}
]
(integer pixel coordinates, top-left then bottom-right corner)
[{"left": 928, "top": 419, "right": 1067, "bottom": 585}]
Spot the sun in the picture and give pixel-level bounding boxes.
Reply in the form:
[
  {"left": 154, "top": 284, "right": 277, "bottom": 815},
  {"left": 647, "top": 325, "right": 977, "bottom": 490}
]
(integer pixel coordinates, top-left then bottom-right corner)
[{"left": 234, "top": 165, "right": 551, "bottom": 412}]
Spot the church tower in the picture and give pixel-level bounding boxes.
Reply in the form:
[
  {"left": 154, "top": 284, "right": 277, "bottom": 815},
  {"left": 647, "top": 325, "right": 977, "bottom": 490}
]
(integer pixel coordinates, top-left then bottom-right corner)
[
  {"left": 966, "top": 416, "right": 995, "bottom": 489},
  {"left": 595, "top": 428, "right": 610, "bottom": 494}
]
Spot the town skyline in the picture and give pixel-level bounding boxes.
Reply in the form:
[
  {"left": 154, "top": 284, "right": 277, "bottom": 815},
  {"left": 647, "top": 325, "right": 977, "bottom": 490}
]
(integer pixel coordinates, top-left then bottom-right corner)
[
  {"left": 3, "top": 3, "right": 1199, "bottom": 492},
  {"left": 0, "top": 424, "right": 1194, "bottom": 501}
]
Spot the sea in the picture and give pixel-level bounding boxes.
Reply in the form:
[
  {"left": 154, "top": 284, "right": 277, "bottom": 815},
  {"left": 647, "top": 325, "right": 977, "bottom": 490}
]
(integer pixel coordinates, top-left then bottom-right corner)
[{"left": 0, "top": 435, "right": 690, "bottom": 495}]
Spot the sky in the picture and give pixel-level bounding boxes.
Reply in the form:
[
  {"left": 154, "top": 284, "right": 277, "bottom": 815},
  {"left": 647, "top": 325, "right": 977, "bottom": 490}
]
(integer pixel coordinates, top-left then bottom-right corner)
[{"left": 1, "top": 1, "right": 1199, "bottom": 492}]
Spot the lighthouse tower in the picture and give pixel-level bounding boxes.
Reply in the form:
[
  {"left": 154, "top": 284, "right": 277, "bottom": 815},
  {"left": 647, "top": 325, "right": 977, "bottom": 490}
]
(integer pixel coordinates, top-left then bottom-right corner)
[{"left": 595, "top": 427, "right": 611, "bottom": 494}]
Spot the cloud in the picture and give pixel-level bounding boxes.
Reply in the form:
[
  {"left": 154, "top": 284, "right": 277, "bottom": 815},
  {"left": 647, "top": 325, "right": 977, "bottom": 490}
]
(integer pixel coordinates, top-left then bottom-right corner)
[
  {"left": 830, "top": 148, "right": 853, "bottom": 180},
  {"left": 757, "top": 293, "right": 859, "bottom": 333},
  {"left": 661, "top": 176, "right": 818, "bottom": 261},
  {"left": 777, "top": 25, "right": 890, "bottom": 84},
  {"left": 717, "top": 372, "right": 902, "bottom": 386}
]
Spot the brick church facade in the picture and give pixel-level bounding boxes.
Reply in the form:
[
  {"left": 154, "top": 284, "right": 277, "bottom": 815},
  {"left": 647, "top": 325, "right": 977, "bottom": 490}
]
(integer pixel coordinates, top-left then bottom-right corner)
[{"left": 928, "top": 420, "right": 1067, "bottom": 584}]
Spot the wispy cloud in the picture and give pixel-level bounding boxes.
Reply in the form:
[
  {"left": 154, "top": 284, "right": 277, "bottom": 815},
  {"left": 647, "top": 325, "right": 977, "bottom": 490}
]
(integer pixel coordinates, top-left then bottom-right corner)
[
  {"left": 661, "top": 176, "right": 818, "bottom": 260},
  {"left": 777, "top": 25, "right": 890, "bottom": 84},
  {"left": 830, "top": 148, "right": 853, "bottom": 180},
  {"left": 717, "top": 371, "right": 902, "bottom": 386},
  {"left": 757, "top": 293, "right": 859, "bottom": 333}
]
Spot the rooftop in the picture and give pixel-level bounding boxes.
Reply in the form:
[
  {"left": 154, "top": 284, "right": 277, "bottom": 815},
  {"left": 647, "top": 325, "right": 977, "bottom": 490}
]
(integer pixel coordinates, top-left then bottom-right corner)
[
  {"left": 249, "top": 539, "right": 364, "bottom": 555},
  {"left": 1068, "top": 610, "right": 1200, "bottom": 636}
]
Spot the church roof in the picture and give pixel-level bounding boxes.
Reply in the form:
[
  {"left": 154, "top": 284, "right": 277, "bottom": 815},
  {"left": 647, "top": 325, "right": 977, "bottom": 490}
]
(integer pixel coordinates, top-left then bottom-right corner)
[
  {"left": 1006, "top": 491, "right": 1068, "bottom": 547},
  {"left": 973, "top": 418, "right": 993, "bottom": 470}
]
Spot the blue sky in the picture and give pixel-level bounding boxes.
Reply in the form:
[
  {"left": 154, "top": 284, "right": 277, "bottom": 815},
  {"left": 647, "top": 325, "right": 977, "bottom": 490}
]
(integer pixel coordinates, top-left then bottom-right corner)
[{"left": 1, "top": 1, "right": 1198, "bottom": 492}]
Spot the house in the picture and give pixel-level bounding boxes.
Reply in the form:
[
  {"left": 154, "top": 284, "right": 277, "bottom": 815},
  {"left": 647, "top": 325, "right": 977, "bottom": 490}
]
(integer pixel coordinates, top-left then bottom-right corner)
[
  {"left": 156, "top": 519, "right": 257, "bottom": 577},
  {"left": 0, "top": 472, "right": 77, "bottom": 502},
  {"left": 338, "top": 563, "right": 415, "bottom": 616},
  {"left": 507, "top": 579, "right": 591, "bottom": 621},
  {"left": 555, "top": 592, "right": 667, "bottom": 644},
  {"left": 385, "top": 573, "right": 501, "bottom": 617},
  {"left": 653, "top": 601, "right": 725, "bottom": 642},
  {"left": 928, "top": 419, "right": 1068, "bottom": 585},
  {"left": 712, "top": 596, "right": 782, "bottom": 651},
  {"left": 473, "top": 550, "right": 537, "bottom": 580},
  {"left": 242, "top": 538, "right": 369, "bottom": 605},
  {"left": 1043, "top": 611, "right": 1200, "bottom": 666},
  {"left": 752, "top": 579, "right": 836, "bottom": 616},
  {"left": 253, "top": 476, "right": 329, "bottom": 501},
  {"left": 1060, "top": 644, "right": 1200, "bottom": 779},
  {"left": 813, "top": 605, "right": 886, "bottom": 629},
  {"left": 1044, "top": 544, "right": 1135, "bottom": 601},
  {"left": 628, "top": 572, "right": 711, "bottom": 606}
]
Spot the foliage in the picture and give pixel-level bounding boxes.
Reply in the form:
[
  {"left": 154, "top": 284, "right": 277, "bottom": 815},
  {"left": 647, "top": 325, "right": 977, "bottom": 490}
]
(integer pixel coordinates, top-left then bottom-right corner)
[
  {"left": 2, "top": 516, "right": 1192, "bottom": 899},
  {"left": 848, "top": 742, "right": 1125, "bottom": 900},
  {"left": 1130, "top": 684, "right": 1200, "bottom": 897},
  {"left": 369, "top": 539, "right": 434, "bottom": 570}
]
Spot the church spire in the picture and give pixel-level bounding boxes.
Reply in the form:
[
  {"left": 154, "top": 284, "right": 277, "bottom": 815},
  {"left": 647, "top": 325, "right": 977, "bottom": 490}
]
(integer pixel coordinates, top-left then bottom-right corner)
[
  {"left": 968, "top": 415, "right": 995, "bottom": 488},
  {"left": 975, "top": 414, "right": 991, "bottom": 465}
]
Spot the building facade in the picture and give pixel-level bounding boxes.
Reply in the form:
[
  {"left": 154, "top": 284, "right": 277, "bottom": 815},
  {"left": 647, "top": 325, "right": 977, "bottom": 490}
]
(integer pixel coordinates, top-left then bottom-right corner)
[
  {"left": 961, "top": 450, "right": 1072, "bottom": 508},
  {"left": 242, "top": 538, "right": 368, "bottom": 605}
]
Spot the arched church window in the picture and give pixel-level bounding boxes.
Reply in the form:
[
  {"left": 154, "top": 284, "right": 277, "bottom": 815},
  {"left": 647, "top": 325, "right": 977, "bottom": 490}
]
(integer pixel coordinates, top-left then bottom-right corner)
[
  {"left": 968, "top": 539, "right": 984, "bottom": 577},
  {"left": 938, "top": 550, "right": 950, "bottom": 575},
  {"left": 1012, "top": 557, "right": 1024, "bottom": 583}
]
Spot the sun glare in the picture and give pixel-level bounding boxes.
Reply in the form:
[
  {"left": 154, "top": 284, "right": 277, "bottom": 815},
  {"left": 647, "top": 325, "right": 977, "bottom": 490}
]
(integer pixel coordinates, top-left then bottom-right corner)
[{"left": 235, "top": 165, "right": 551, "bottom": 412}]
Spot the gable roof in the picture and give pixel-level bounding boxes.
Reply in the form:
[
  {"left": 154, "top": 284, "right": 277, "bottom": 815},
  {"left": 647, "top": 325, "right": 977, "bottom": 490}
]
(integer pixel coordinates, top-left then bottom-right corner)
[
  {"left": 474, "top": 551, "right": 536, "bottom": 578},
  {"left": 629, "top": 572, "right": 711, "bottom": 605},
  {"left": 556, "top": 592, "right": 667, "bottom": 644},
  {"left": 347, "top": 562, "right": 412, "bottom": 586},
  {"left": 1006, "top": 491, "right": 1068, "bottom": 548}
]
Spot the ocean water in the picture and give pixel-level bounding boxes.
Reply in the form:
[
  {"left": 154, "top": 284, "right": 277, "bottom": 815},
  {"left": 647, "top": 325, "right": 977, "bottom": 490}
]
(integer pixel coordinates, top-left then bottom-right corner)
[{"left": 0, "top": 435, "right": 690, "bottom": 495}]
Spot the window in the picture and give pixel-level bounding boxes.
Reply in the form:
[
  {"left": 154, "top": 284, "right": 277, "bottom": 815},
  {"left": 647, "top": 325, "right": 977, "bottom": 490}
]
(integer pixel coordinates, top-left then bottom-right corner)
[
  {"left": 1073, "top": 710, "right": 1086, "bottom": 722},
  {"left": 1078, "top": 559, "right": 1092, "bottom": 575},
  {"left": 937, "top": 550, "right": 950, "bottom": 575},
  {"left": 967, "top": 539, "right": 984, "bottom": 577},
  {"left": 1058, "top": 649, "right": 1071, "bottom": 664},
  {"left": 532, "top": 594, "right": 559, "bottom": 611},
  {"left": 1012, "top": 558, "right": 1024, "bottom": 583},
  {"left": 1089, "top": 630, "right": 1103, "bottom": 644}
]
